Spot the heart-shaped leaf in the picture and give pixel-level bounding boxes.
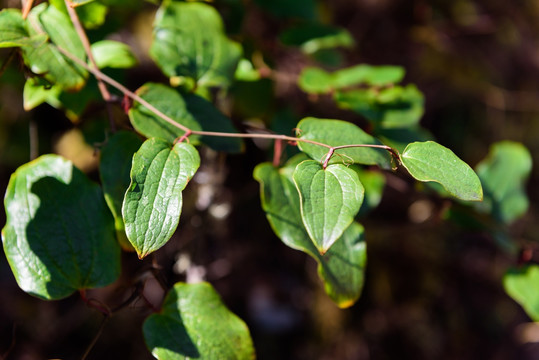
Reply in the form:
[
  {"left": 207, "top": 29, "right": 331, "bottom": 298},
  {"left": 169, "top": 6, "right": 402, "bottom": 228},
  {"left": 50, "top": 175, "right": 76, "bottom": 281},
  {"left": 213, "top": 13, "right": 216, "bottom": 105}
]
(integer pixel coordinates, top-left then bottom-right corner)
[
  {"left": 296, "top": 117, "right": 392, "bottom": 169},
  {"left": 474, "top": 141, "right": 531, "bottom": 224},
  {"left": 122, "top": 138, "right": 200, "bottom": 259},
  {"left": 401, "top": 141, "right": 483, "bottom": 201},
  {"left": 504, "top": 265, "right": 539, "bottom": 321},
  {"left": 150, "top": 2, "right": 242, "bottom": 88},
  {"left": 254, "top": 158, "right": 367, "bottom": 307},
  {"left": 143, "top": 282, "right": 255, "bottom": 360},
  {"left": 293, "top": 160, "right": 364, "bottom": 253},
  {"left": 100, "top": 131, "right": 143, "bottom": 251},
  {"left": 2, "top": 155, "right": 121, "bottom": 300}
]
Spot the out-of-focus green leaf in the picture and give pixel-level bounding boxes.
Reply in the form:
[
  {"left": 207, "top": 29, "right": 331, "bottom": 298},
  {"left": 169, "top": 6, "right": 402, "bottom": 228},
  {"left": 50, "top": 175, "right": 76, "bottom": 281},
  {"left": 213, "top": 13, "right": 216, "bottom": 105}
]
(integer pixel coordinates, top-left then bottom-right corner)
[
  {"left": 475, "top": 141, "right": 531, "bottom": 224},
  {"left": 254, "top": 159, "right": 367, "bottom": 307},
  {"left": 22, "top": 4, "right": 88, "bottom": 91},
  {"left": 401, "top": 141, "right": 483, "bottom": 201},
  {"left": 23, "top": 78, "right": 62, "bottom": 110},
  {"left": 293, "top": 160, "right": 364, "bottom": 253},
  {"left": 1, "top": 155, "right": 121, "bottom": 300},
  {"left": 333, "top": 65, "right": 405, "bottom": 88},
  {"left": 128, "top": 83, "right": 202, "bottom": 144},
  {"left": 150, "top": 2, "right": 242, "bottom": 87},
  {"left": 298, "top": 67, "right": 334, "bottom": 94},
  {"left": 234, "top": 59, "right": 261, "bottom": 82},
  {"left": 504, "top": 265, "right": 539, "bottom": 321},
  {"left": 122, "top": 138, "right": 200, "bottom": 259},
  {"left": 296, "top": 117, "right": 392, "bottom": 169},
  {"left": 0, "top": 9, "right": 46, "bottom": 48},
  {"left": 335, "top": 84, "right": 424, "bottom": 129},
  {"left": 143, "top": 282, "right": 255, "bottom": 360},
  {"left": 49, "top": 0, "right": 108, "bottom": 29},
  {"left": 280, "top": 23, "right": 354, "bottom": 53},
  {"left": 351, "top": 166, "right": 386, "bottom": 216},
  {"left": 100, "top": 131, "right": 143, "bottom": 251},
  {"left": 90, "top": 40, "right": 137, "bottom": 69}
]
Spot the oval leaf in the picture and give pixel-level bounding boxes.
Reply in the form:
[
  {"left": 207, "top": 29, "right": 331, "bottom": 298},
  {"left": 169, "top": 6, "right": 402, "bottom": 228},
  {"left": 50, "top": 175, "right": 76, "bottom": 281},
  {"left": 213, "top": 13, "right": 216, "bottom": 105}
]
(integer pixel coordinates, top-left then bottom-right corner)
[
  {"left": 296, "top": 117, "right": 392, "bottom": 169},
  {"left": 150, "top": 2, "right": 242, "bottom": 87},
  {"left": 254, "top": 159, "right": 367, "bottom": 307},
  {"left": 100, "top": 131, "right": 143, "bottom": 251},
  {"left": 143, "top": 282, "right": 255, "bottom": 360},
  {"left": 475, "top": 141, "right": 531, "bottom": 224},
  {"left": 122, "top": 138, "right": 200, "bottom": 259},
  {"left": 2, "top": 155, "right": 120, "bottom": 300},
  {"left": 90, "top": 40, "right": 137, "bottom": 69},
  {"left": 504, "top": 265, "right": 539, "bottom": 321},
  {"left": 293, "top": 160, "right": 364, "bottom": 254},
  {"left": 401, "top": 141, "right": 483, "bottom": 201}
]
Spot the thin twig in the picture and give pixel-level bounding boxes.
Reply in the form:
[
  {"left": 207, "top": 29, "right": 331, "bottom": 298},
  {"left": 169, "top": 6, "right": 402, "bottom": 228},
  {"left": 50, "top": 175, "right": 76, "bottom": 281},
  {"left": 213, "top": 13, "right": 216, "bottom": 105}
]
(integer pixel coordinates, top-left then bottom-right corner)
[
  {"left": 64, "top": 0, "right": 116, "bottom": 131},
  {"left": 22, "top": 0, "right": 34, "bottom": 19},
  {"left": 80, "top": 316, "right": 109, "bottom": 360}
]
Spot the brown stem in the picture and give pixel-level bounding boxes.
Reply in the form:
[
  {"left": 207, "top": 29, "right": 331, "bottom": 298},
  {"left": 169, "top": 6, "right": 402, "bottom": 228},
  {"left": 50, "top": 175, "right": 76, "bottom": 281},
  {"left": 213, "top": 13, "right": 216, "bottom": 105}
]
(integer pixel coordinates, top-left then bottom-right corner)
[
  {"left": 22, "top": 0, "right": 34, "bottom": 19},
  {"left": 64, "top": 0, "right": 116, "bottom": 132}
]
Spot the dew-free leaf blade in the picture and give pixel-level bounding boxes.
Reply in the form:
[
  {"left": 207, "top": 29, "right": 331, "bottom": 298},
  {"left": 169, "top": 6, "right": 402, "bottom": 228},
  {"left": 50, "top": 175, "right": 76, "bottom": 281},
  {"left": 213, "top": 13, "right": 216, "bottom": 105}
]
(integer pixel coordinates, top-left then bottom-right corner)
[
  {"left": 100, "top": 131, "right": 143, "bottom": 251},
  {"left": 0, "top": 9, "right": 41, "bottom": 48},
  {"left": 504, "top": 265, "right": 539, "bottom": 321},
  {"left": 401, "top": 141, "right": 483, "bottom": 201},
  {"left": 90, "top": 40, "right": 137, "bottom": 69},
  {"left": 296, "top": 117, "right": 392, "bottom": 169},
  {"left": 150, "top": 2, "right": 242, "bottom": 87},
  {"left": 254, "top": 159, "right": 367, "bottom": 307},
  {"left": 474, "top": 141, "right": 531, "bottom": 224},
  {"left": 1, "top": 155, "right": 121, "bottom": 300},
  {"left": 143, "top": 282, "right": 255, "bottom": 360},
  {"left": 122, "top": 138, "right": 200, "bottom": 259},
  {"left": 293, "top": 160, "right": 364, "bottom": 253},
  {"left": 128, "top": 83, "right": 202, "bottom": 144}
]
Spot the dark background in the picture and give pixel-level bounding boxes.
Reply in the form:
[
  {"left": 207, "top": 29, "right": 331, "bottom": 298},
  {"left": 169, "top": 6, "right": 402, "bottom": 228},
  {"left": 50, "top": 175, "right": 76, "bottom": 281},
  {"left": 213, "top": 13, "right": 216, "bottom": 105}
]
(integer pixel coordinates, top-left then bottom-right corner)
[{"left": 0, "top": 0, "right": 538, "bottom": 359}]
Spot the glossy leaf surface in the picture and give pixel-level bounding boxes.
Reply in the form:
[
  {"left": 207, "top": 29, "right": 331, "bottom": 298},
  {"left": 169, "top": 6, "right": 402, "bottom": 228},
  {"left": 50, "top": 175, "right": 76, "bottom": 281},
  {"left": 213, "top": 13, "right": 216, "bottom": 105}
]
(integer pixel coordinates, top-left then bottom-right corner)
[
  {"left": 293, "top": 160, "right": 364, "bottom": 253},
  {"left": 401, "top": 141, "right": 483, "bottom": 201},
  {"left": 100, "top": 131, "right": 143, "bottom": 251},
  {"left": 296, "top": 118, "right": 392, "bottom": 169},
  {"left": 2, "top": 155, "right": 120, "bottom": 300},
  {"left": 122, "top": 139, "right": 200, "bottom": 259},
  {"left": 150, "top": 2, "right": 242, "bottom": 87},
  {"left": 143, "top": 282, "right": 255, "bottom": 360},
  {"left": 504, "top": 265, "right": 539, "bottom": 321},
  {"left": 254, "top": 160, "right": 367, "bottom": 307},
  {"left": 475, "top": 141, "right": 531, "bottom": 224}
]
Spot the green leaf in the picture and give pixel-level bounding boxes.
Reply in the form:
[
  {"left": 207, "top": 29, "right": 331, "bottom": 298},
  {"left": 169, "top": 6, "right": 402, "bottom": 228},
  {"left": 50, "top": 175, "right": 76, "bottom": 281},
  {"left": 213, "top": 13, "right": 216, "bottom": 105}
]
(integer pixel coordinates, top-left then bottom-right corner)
[
  {"left": 296, "top": 117, "right": 392, "bottom": 169},
  {"left": 144, "top": 282, "right": 255, "bottom": 360},
  {"left": 49, "top": 0, "right": 108, "bottom": 29},
  {"left": 234, "top": 59, "right": 261, "bottom": 82},
  {"left": 297, "top": 67, "right": 334, "bottom": 94},
  {"left": 0, "top": 9, "right": 44, "bottom": 48},
  {"left": 351, "top": 166, "right": 386, "bottom": 216},
  {"left": 504, "top": 265, "right": 539, "bottom": 321},
  {"left": 474, "top": 141, "right": 531, "bottom": 224},
  {"left": 23, "top": 77, "right": 62, "bottom": 111},
  {"left": 22, "top": 4, "right": 88, "bottom": 91},
  {"left": 90, "top": 40, "right": 137, "bottom": 69},
  {"left": 293, "top": 160, "right": 364, "bottom": 253},
  {"left": 1, "top": 155, "right": 121, "bottom": 300},
  {"left": 280, "top": 23, "right": 354, "bottom": 54},
  {"left": 122, "top": 138, "right": 200, "bottom": 259},
  {"left": 150, "top": 2, "right": 242, "bottom": 87},
  {"left": 401, "top": 141, "right": 483, "bottom": 201},
  {"left": 128, "top": 83, "right": 202, "bottom": 144},
  {"left": 335, "top": 84, "right": 424, "bottom": 129},
  {"left": 100, "top": 131, "right": 143, "bottom": 251},
  {"left": 333, "top": 64, "right": 405, "bottom": 88},
  {"left": 254, "top": 159, "right": 367, "bottom": 307}
]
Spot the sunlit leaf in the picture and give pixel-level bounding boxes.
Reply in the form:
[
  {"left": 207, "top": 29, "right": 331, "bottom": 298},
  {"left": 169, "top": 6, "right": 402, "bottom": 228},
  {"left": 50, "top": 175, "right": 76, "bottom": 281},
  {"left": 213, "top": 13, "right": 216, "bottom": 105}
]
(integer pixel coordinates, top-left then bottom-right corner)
[
  {"left": 401, "top": 141, "right": 483, "bottom": 201},
  {"left": 293, "top": 160, "right": 364, "bottom": 253},
  {"left": 474, "top": 141, "right": 531, "bottom": 224},
  {"left": 144, "top": 282, "right": 255, "bottom": 360},
  {"left": 122, "top": 138, "right": 200, "bottom": 259},
  {"left": 91, "top": 40, "right": 137, "bottom": 69},
  {"left": 254, "top": 159, "right": 367, "bottom": 307},
  {"left": 296, "top": 117, "right": 392, "bottom": 169},
  {"left": 504, "top": 265, "right": 539, "bottom": 321},
  {"left": 2, "top": 155, "right": 120, "bottom": 300}
]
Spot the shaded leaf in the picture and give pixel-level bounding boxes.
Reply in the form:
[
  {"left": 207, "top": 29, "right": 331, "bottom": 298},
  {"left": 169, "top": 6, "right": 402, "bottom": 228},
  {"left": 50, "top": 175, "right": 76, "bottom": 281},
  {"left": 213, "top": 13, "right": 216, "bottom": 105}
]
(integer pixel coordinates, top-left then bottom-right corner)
[
  {"left": 100, "top": 131, "right": 143, "bottom": 251},
  {"left": 280, "top": 23, "right": 354, "bottom": 54},
  {"left": 143, "top": 282, "right": 255, "bottom": 360},
  {"left": 293, "top": 160, "right": 364, "bottom": 253},
  {"left": 253, "top": 0, "right": 316, "bottom": 19},
  {"left": 401, "top": 141, "right": 483, "bottom": 201},
  {"left": 150, "top": 2, "right": 242, "bottom": 87},
  {"left": 297, "top": 67, "right": 334, "bottom": 94},
  {"left": 253, "top": 159, "right": 367, "bottom": 307},
  {"left": 504, "top": 265, "right": 539, "bottom": 321},
  {"left": 234, "top": 59, "right": 261, "bottom": 82},
  {"left": 333, "top": 64, "right": 405, "bottom": 88},
  {"left": 1, "top": 155, "right": 120, "bottom": 300},
  {"left": 122, "top": 138, "right": 200, "bottom": 259},
  {"left": 474, "top": 141, "right": 531, "bottom": 224},
  {"left": 296, "top": 117, "right": 392, "bottom": 169},
  {"left": 0, "top": 9, "right": 46, "bottom": 48}
]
